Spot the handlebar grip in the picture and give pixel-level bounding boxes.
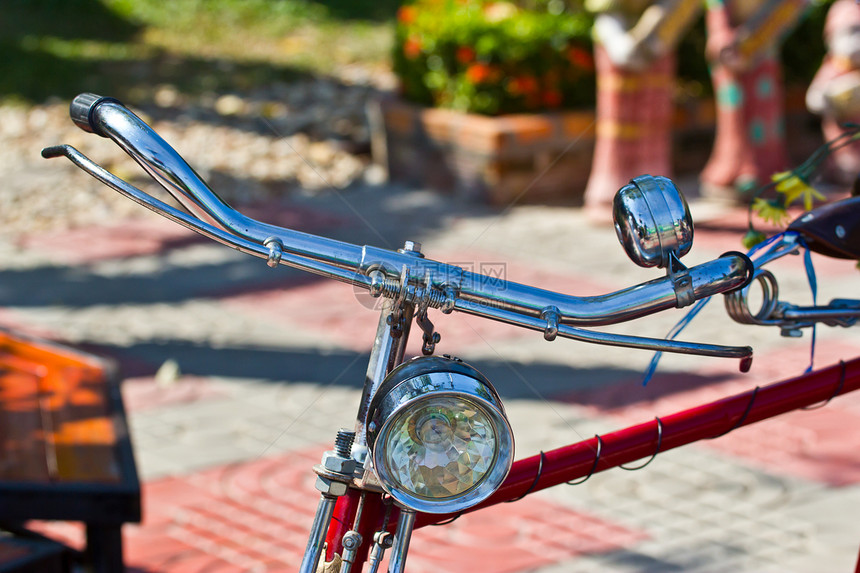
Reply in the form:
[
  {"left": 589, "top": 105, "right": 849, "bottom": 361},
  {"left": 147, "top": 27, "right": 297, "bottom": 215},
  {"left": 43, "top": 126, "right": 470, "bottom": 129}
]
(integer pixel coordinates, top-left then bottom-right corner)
[{"left": 70, "top": 93, "right": 122, "bottom": 137}]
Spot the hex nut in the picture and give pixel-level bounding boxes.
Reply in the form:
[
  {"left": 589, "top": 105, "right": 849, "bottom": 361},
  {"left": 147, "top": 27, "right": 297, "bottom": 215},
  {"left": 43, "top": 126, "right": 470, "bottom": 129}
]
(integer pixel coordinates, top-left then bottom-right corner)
[
  {"left": 341, "top": 531, "right": 362, "bottom": 550},
  {"left": 315, "top": 475, "right": 349, "bottom": 497},
  {"left": 322, "top": 450, "right": 356, "bottom": 475}
]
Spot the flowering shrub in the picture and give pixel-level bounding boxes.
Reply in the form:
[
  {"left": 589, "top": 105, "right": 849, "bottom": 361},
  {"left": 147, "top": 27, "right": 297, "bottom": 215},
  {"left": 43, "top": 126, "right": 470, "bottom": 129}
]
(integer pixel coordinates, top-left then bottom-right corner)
[
  {"left": 393, "top": 1, "right": 595, "bottom": 115},
  {"left": 743, "top": 123, "right": 860, "bottom": 249}
]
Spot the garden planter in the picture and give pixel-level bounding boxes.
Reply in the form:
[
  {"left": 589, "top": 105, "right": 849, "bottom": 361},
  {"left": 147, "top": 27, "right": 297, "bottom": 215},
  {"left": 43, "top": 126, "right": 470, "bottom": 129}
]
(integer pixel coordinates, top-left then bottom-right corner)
[
  {"left": 370, "top": 92, "right": 816, "bottom": 206},
  {"left": 370, "top": 97, "right": 596, "bottom": 205},
  {"left": 370, "top": 96, "right": 728, "bottom": 206}
]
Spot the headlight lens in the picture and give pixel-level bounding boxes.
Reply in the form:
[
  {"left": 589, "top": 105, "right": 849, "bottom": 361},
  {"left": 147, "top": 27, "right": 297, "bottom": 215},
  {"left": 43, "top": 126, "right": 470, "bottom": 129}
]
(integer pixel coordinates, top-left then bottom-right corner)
[
  {"left": 384, "top": 396, "right": 497, "bottom": 498},
  {"left": 367, "top": 356, "right": 513, "bottom": 513}
]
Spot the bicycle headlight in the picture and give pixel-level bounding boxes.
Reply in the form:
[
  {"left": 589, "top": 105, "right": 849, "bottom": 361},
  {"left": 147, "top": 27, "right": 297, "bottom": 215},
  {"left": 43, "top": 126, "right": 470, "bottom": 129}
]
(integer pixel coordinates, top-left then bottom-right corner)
[{"left": 366, "top": 356, "right": 513, "bottom": 514}]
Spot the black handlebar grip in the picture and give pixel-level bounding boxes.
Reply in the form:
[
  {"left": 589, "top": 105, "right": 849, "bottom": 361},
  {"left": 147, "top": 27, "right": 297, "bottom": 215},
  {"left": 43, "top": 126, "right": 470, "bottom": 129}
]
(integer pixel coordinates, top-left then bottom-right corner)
[{"left": 70, "top": 93, "right": 122, "bottom": 137}]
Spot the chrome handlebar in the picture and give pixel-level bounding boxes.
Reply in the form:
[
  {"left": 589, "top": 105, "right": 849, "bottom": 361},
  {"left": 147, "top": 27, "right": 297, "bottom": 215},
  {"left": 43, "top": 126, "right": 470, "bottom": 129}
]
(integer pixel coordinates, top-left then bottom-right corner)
[{"left": 43, "top": 94, "right": 754, "bottom": 365}]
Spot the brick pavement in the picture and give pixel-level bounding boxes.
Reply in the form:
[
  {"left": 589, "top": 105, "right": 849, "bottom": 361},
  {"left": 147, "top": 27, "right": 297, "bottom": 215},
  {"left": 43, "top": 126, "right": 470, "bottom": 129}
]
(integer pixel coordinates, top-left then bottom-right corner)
[{"left": 2, "top": 182, "right": 859, "bottom": 572}]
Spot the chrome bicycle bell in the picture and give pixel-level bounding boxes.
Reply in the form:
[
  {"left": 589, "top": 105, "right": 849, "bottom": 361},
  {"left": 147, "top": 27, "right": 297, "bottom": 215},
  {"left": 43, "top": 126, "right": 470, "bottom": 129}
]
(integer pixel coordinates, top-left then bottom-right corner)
[{"left": 613, "top": 175, "right": 693, "bottom": 269}]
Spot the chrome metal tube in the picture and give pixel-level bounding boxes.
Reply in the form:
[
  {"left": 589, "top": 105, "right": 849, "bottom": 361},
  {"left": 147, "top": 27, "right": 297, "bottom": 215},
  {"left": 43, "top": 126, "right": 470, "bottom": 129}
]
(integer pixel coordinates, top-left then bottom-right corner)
[
  {"left": 365, "top": 533, "right": 390, "bottom": 573},
  {"left": 358, "top": 246, "right": 750, "bottom": 326},
  {"left": 457, "top": 253, "right": 750, "bottom": 326},
  {"left": 782, "top": 308, "right": 860, "bottom": 322},
  {"left": 386, "top": 509, "right": 416, "bottom": 573},
  {"left": 455, "top": 298, "right": 752, "bottom": 359},
  {"left": 299, "top": 494, "right": 338, "bottom": 573},
  {"left": 49, "top": 96, "right": 756, "bottom": 361},
  {"left": 42, "top": 145, "right": 372, "bottom": 289},
  {"left": 88, "top": 102, "right": 365, "bottom": 270},
  {"left": 70, "top": 99, "right": 753, "bottom": 328},
  {"left": 354, "top": 300, "right": 414, "bottom": 451}
]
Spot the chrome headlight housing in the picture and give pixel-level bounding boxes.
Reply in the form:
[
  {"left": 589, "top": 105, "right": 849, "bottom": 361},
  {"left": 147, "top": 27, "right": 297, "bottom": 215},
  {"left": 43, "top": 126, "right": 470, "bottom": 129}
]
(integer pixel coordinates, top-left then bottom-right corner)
[{"left": 366, "top": 356, "right": 514, "bottom": 514}]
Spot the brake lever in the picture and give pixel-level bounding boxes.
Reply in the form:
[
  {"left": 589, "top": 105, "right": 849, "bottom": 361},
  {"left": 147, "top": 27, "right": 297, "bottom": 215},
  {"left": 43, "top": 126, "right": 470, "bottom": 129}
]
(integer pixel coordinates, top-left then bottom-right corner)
[
  {"left": 41, "top": 144, "right": 370, "bottom": 288},
  {"left": 63, "top": 94, "right": 368, "bottom": 274}
]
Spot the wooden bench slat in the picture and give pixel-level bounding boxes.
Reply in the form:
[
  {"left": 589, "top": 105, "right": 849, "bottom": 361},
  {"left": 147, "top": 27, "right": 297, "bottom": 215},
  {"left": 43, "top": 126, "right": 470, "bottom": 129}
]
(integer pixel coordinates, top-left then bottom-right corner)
[
  {"left": 0, "top": 333, "right": 122, "bottom": 484},
  {"left": 0, "top": 369, "right": 51, "bottom": 483}
]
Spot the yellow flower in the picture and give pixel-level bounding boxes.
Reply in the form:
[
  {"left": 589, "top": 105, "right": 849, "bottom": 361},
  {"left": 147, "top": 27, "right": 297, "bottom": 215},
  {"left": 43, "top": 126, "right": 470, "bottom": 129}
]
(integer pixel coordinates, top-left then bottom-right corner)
[
  {"left": 752, "top": 198, "right": 789, "bottom": 226},
  {"left": 771, "top": 171, "right": 825, "bottom": 211}
]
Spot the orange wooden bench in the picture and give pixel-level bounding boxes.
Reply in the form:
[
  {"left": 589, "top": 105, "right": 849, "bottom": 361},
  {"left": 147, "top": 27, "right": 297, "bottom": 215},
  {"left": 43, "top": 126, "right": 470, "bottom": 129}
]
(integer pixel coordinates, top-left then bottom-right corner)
[
  {"left": 0, "top": 530, "right": 70, "bottom": 573},
  {"left": 0, "top": 328, "right": 140, "bottom": 573}
]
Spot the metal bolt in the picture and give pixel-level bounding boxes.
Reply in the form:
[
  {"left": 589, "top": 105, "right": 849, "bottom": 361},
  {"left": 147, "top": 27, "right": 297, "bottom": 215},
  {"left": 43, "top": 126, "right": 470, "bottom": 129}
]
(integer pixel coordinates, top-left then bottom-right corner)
[
  {"left": 399, "top": 240, "right": 424, "bottom": 257},
  {"left": 541, "top": 306, "right": 560, "bottom": 341},
  {"left": 334, "top": 428, "right": 356, "bottom": 458},
  {"left": 264, "top": 238, "right": 283, "bottom": 268},
  {"left": 342, "top": 531, "right": 363, "bottom": 550},
  {"left": 836, "top": 225, "right": 846, "bottom": 239},
  {"left": 369, "top": 270, "right": 386, "bottom": 297},
  {"left": 373, "top": 531, "right": 393, "bottom": 547}
]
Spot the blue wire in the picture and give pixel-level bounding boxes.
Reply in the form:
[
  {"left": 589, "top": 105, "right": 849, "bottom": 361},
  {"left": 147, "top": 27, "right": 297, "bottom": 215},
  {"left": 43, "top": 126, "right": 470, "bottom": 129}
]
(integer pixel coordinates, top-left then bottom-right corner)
[
  {"left": 802, "top": 243, "right": 818, "bottom": 372},
  {"left": 641, "top": 231, "right": 818, "bottom": 385}
]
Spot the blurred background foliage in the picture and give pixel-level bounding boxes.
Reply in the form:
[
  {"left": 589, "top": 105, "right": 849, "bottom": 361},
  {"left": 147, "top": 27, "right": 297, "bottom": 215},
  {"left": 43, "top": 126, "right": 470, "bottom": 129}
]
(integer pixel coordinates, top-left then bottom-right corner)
[
  {"left": 0, "top": 0, "right": 837, "bottom": 111},
  {"left": 0, "top": 0, "right": 403, "bottom": 105},
  {"left": 393, "top": 0, "right": 595, "bottom": 114},
  {"left": 394, "top": 0, "right": 836, "bottom": 115}
]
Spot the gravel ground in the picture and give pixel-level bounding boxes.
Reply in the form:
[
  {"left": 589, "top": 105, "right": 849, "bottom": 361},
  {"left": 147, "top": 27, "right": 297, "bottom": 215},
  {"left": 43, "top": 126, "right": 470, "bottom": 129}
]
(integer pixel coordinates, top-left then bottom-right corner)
[{"left": 1, "top": 75, "right": 389, "bottom": 238}]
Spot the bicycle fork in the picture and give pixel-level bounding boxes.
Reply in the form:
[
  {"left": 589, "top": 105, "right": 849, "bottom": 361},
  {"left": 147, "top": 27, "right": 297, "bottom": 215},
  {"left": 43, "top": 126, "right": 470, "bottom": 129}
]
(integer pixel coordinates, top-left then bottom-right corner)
[{"left": 300, "top": 298, "right": 416, "bottom": 573}]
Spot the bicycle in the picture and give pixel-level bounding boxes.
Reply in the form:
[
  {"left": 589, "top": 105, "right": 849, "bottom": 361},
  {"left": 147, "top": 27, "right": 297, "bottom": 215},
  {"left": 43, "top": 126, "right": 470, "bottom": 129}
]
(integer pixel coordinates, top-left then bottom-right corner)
[{"left": 42, "top": 93, "right": 860, "bottom": 572}]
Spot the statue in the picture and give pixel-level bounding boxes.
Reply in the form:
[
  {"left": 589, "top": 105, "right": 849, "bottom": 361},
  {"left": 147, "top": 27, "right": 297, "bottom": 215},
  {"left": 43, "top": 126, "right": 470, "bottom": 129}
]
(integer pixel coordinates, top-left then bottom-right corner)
[
  {"left": 700, "top": 0, "right": 809, "bottom": 200},
  {"left": 806, "top": 0, "right": 860, "bottom": 185},
  {"left": 583, "top": 0, "right": 702, "bottom": 224}
]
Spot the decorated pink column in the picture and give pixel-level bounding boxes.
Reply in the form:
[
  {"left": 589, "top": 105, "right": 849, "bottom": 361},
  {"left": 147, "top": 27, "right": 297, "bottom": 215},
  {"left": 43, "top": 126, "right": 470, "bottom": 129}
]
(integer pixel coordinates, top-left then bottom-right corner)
[
  {"left": 584, "top": 0, "right": 702, "bottom": 224},
  {"left": 806, "top": 0, "right": 860, "bottom": 184},
  {"left": 700, "top": 0, "right": 809, "bottom": 200}
]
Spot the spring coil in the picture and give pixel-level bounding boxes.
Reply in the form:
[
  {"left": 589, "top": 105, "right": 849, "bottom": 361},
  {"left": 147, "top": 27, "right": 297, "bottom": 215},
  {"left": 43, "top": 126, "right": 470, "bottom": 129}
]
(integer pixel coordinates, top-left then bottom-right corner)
[
  {"left": 724, "top": 270, "right": 779, "bottom": 325},
  {"left": 369, "top": 272, "right": 453, "bottom": 311}
]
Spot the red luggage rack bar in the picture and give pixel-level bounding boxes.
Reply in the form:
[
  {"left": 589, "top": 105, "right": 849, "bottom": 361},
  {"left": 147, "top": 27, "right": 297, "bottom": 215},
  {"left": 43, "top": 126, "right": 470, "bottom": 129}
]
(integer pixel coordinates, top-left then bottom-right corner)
[{"left": 417, "top": 356, "right": 860, "bottom": 527}]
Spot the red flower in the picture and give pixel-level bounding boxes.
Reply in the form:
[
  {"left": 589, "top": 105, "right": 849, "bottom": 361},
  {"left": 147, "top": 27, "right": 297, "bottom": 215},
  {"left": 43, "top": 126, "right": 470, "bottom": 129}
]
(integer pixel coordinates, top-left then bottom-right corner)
[
  {"left": 567, "top": 46, "right": 594, "bottom": 71},
  {"left": 507, "top": 75, "right": 539, "bottom": 96},
  {"left": 542, "top": 90, "right": 563, "bottom": 108},
  {"left": 397, "top": 6, "right": 417, "bottom": 24},
  {"left": 403, "top": 36, "right": 422, "bottom": 59},
  {"left": 465, "top": 63, "right": 493, "bottom": 83},
  {"left": 456, "top": 46, "right": 476, "bottom": 64}
]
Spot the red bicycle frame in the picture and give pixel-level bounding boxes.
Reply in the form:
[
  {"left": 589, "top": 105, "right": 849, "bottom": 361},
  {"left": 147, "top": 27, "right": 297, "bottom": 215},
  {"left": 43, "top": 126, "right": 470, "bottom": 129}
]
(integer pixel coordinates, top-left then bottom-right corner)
[{"left": 324, "top": 356, "right": 860, "bottom": 567}]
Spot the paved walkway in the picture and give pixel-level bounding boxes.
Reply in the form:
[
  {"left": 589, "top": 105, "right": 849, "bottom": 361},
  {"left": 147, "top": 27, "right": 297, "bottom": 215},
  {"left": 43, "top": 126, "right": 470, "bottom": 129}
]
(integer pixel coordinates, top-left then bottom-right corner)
[{"left": 1, "top": 180, "right": 859, "bottom": 572}]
